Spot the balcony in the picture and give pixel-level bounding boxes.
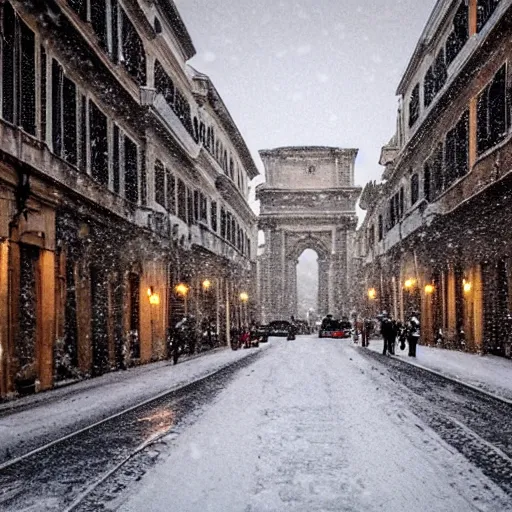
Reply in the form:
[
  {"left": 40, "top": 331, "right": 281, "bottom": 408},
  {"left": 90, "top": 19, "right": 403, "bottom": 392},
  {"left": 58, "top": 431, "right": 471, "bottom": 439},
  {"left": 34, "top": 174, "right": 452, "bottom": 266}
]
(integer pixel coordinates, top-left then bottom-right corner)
[{"left": 140, "top": 87, "right": 200, "bottom": 160}]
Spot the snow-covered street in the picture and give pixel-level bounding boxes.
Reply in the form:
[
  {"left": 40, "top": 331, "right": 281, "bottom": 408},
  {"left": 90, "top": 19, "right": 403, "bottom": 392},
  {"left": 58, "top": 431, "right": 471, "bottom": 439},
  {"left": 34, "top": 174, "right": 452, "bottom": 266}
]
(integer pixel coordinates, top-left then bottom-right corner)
[{"left": 113, "top": 337, "right": 512, "bottom": 512}]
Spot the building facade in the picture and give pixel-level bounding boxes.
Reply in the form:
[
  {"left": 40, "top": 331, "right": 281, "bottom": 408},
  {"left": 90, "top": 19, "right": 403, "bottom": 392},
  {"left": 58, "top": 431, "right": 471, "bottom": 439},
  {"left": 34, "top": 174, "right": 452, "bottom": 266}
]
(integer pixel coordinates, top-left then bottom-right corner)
[
  {"left": 0, "top": 0, "right": 258, "bottom": 397},
  {"left": 257, "top": 147, "right": 360, "bottom": 323},
  {"left": 355, "top": 0, "right": 512, "bottom": 357}
]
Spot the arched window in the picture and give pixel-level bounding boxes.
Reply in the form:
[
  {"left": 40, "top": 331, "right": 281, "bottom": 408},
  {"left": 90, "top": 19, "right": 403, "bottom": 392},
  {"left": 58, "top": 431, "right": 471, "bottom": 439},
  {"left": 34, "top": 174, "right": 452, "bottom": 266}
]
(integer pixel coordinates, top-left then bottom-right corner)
[
  {"left": 410, "top": 173, "right": 419, "bottom": 205},
  {"left": 199, "top": 122, "right": 205, "bottom": 144},
  {"left": 154, "top": 17, "right": 162, "bottom": 34},
  {"left": 193, "top": 117, "right": 199, "bottom": 143}
]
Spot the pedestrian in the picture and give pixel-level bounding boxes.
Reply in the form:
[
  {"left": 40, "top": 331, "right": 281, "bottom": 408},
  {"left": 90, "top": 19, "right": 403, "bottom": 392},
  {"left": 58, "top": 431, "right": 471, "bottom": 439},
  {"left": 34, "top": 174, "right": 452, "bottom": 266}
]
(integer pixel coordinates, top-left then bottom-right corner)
[
  {"left": 407, "top": 313, "right": 420, "bottom": 357},
  {"left": 380, "top": 312, "right": 396, "bottom": 355}
]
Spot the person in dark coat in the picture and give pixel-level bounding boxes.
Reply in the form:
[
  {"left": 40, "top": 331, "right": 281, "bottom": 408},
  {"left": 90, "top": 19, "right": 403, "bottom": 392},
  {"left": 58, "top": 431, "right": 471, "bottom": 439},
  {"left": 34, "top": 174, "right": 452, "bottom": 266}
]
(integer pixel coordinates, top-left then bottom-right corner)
[
  {"left": 380, "top": 313, "right": 396, "bottom": 355},
  {"left": 407, "top": 314, "right": 420, "bottom": 357}
]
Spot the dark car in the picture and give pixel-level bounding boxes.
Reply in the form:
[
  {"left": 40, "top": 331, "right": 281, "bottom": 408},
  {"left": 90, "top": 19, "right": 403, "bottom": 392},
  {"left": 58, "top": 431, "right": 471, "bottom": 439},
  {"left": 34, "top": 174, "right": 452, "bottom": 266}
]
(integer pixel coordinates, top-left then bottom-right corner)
[
  {"left": 253, "top": 324, "right": 269, "bottom": 342},
  {"left": 267, "top": 320, "right": 294, "bottom": 337}
]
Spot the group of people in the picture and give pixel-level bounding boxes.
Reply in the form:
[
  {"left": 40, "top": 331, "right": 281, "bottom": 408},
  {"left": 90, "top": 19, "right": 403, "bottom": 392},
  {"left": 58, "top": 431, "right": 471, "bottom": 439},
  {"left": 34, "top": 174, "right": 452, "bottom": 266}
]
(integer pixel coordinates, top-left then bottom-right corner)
[{"left": 379, "top": 311, "right": 420, "bottom": 357}]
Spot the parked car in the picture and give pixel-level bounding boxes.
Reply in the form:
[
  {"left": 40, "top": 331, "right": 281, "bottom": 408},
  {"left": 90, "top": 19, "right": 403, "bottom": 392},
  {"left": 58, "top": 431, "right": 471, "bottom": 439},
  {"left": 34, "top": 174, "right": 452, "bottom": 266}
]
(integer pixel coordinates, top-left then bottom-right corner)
[{"left": 318, "top": 319, "right": 352, "bottom": 339}]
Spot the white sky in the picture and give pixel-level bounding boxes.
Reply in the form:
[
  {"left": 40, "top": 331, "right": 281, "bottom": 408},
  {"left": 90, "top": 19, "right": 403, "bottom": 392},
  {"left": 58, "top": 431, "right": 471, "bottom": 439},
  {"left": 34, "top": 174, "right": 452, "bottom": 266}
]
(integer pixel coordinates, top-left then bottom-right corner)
[{"left": 174, "top": 0, "right": 437, "bottom": 189}]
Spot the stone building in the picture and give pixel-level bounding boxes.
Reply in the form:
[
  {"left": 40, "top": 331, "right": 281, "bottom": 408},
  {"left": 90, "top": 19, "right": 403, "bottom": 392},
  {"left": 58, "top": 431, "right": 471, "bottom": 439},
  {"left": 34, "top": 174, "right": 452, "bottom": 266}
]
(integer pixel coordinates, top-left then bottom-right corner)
[
  {"left": 257, "top": 147, "right": 360, "bottom": 323},
  {"left": 0, "top": 0, "right": 258, "bottom": 397},
  {"left": 355, "top": 0, "right": 512, "bottom": 357}
]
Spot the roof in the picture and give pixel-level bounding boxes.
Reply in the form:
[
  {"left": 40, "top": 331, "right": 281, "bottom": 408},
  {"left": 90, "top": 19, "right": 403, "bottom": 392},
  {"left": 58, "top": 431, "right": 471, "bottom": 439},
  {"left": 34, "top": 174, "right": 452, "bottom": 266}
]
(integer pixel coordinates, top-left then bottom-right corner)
[
  {"left": 396, "top": 0, "right": 454, "bottom": 96},
  {"left": 260, "top": 146, "right": 358, "bottom": 159},
  {"left": 156, "top": 0, "right": 196, "bottom": 60},
  {"left": 188, "top": 66, "right": 259, "bottom": 180}
]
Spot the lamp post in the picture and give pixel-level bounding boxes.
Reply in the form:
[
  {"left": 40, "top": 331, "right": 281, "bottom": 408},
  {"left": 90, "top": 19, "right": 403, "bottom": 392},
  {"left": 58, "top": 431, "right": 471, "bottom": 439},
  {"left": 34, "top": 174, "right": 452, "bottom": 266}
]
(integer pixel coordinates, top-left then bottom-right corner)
[
  {"left": 240, "top": 292, "right": 249, "bottom": 327},
  {"left": 175, "top": 283, "right": 189, "bottom": 315}
]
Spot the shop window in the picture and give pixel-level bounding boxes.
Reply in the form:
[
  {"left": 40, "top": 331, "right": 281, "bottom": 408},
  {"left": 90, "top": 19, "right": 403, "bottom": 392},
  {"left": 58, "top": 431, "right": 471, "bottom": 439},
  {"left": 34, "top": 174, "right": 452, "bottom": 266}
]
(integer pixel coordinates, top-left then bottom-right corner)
[
  {"left": 410, "top": 173, "right": 419, "bottom": 205},
  {"left": 90, "top": 101, "right": 108, "bottom": 186},
  {"left": 477, "top": 65, "right": 508, "bottom": 156},
  {"left": 120, "top": 8, "right": 146, "bottom": 85},
  {"left": 155, "top": 160, "right": 166, "bottom": 207},
  {"left": 211, "top": 201, "right": 218, "bottom": 232},
  {"left": 124, "top": 135, "right": 138, "bottom": 203},
  {"left": 166, "top": 171, "right": 176, "bottom": 215},
  {"left": 477, "top": 0, "right": 501, "bottom": 32},
  {"left": 408, "top": 84, "right": 420, "bottom": 128},
  {"left": 177, "top": 179, "right": 187, "bottom": 221}
]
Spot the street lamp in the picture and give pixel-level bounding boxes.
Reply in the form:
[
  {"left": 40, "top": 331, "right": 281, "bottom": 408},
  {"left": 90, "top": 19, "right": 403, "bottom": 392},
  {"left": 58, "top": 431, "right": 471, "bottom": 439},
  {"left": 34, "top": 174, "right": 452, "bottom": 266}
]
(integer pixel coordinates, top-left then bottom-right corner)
[
  {"left": 404, "top": 278, "right": 416, "bottom": 290},
  {"left": 463, "top": 279, "right": 472, "bottom": 294},
  {"left": 239, "top": 292, "right": 249, "bottom": 303},
  {"left": 424, "top": 284, "right": 435, "bottom": 295},
  {"left": 202, "top": 279, "right": 212, "bottom": 291},
  {"left": 239, "top": 292, "right": 249, "bottom": 328},
  {"left": 175, "top": 283, "right": 189, "bottom": 297},
  {"left": 367, "top": 288, "right": 377, "bottom": 300}
]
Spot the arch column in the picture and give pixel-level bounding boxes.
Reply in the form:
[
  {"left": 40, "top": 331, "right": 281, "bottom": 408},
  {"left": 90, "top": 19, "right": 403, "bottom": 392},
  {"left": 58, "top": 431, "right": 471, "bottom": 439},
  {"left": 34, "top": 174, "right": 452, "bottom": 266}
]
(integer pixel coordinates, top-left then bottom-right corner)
[{"left": 318, "top": 258, "right": 329, "bottom": 315}]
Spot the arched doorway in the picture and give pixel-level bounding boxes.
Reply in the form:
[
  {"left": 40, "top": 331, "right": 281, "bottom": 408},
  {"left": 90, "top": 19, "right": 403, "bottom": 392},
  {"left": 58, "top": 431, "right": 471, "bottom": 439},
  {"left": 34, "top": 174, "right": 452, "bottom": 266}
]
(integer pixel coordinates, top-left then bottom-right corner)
[{"left": 297, "top": 249, "right": 318, "bottom": 320}]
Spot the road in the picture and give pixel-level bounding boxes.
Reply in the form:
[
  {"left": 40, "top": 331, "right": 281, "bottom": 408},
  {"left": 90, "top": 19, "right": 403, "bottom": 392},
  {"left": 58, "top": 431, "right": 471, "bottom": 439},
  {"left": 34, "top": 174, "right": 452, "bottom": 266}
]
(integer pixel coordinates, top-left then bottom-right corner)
[
  {"left": 115, "top": 337, "right": 512, "bottom": 512},
  {"left": 2, "top": 336, "right": 512, "bottom": 511}
]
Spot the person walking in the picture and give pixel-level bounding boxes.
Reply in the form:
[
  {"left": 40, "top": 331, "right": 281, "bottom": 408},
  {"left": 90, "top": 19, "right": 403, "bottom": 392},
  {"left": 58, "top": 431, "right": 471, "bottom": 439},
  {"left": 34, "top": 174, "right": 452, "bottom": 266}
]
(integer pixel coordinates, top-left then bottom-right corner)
[
  {"left": 407, "top": 313, "right": 420, "bottom": 357},
  {"left": 380, "top": 312, "right": 396, "bottom": 355}
]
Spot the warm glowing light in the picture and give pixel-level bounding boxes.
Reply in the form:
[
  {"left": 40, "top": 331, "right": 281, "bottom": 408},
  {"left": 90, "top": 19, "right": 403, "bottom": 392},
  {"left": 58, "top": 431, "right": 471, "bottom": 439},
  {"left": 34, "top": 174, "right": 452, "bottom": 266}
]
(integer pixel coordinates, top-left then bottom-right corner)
[
  {"left": 368, "top": 288, "right": 377, "bottom": 300},
  {"left": 202, "top": 279, "right": 212, "bottom": 290},
  {"left": 404, "top": 279, "right": 416, "bottom": 289},
  {"left": 149, "top": 293, "right": 160, "bottom": 305},
  {"left": 424, "top": 284, "right": 435, "bottom": 295},
  {"left": 239, "top": 292, "right": 249, "bottom": 302},
  {"left": 147, "top": 287, "right": 153, "bottom": 297},
  {"left": 175, "top": 283, "right": 189, "bottom": 297},
  {"left": 463, "top": 280, "right": 472, "bottom": 294}
]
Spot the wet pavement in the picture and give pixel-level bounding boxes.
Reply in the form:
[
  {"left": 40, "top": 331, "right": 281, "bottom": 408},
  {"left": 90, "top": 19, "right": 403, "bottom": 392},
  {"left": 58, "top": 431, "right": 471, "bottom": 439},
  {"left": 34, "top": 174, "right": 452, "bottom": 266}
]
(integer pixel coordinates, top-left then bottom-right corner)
[{"left": 0, "top": 352, "right": 261, "bottom": 512}]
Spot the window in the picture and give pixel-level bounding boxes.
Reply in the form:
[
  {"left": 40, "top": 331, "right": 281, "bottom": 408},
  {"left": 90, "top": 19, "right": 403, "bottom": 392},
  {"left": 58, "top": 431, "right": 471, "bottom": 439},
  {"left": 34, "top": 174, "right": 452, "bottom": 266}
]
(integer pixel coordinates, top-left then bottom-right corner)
[
  {"left": 177, "top": 179, "right": 187, "bottom": 221},
  {"left": 445, "top": 2, "right": 469, "bottom": 66},
  {"left": 226, "top": 212, "right": 232, "bottom": 241},
  {"left": 399, "top": 187, "right": 404, "bottom": 218},
  {"left": 408, "top": 84, "right": 420, "bottom": 127},
  {"left": 187, "top": 188, "right": 194, "bottom": 225},
  {"left": 424, "top": 67, "right": 435, "bottom": 108},
  {"left": 199, "top": 193, "right": 208, "bottom": 223},
  {"left": 368, "top": 225, "right": 375, "bottom": 248},
  {"left": 445, "top": 110, "right": 469, "bottom": 188},
  {"left": 229, "top": 158, "right": 235, "bottom": 180},
  {"left": 211, "top": 201, "right": 218, "bottom": 231},
  {"left": 429, "top": 142, "right": 444, "bottom": 199},
  {"left": 477, "top": 65, "right": 508, "bottom": 155},
  {"left": 423, "top": 163, "right": 431, "bottom": 202},
  {"left": 154, "top": 61, "right": 175, "bottom": 107},
  {"left": 0, "top": 6, "right": 36, "bottom": 136},
  {"left": 40, "top": 46, "right": 47, "bottom": 141},
  {"left": 90, "top": 0, "right": 108, "bottom": 50},
  {"left": 89, "top": 101, "right": 108, "bottom": 185},
  {"left": 477, "top": 0, "right": 501, "bottom": 32},
  {"left": 193, "top": 190, "right": 199, "bottom": 221},
  {"left": 113, "top": 125, "right": 120, "bottom": 193},
  {"left": 124, "top": 136, "right": 138, "bottom": 203},
  {"left": 220, "top": 207, "right": 226, "bottom": 238},
  {"left": 378, "top": 215, "right": 383, "bottom": 241},
  {"left": 155, "top": 160, "right": 166, "bottom": 207},
  {"left": 166, "top": 171, "right": 176, "bottom": 215},
  {"left": 411, "top": 173, "right": 419, "bottom": 205},
  {"left": 62, "top": 76, "right": 78, "bottom": 165},
  {"left": 120, "top": 8, "right": 146, "bottom": 85}
]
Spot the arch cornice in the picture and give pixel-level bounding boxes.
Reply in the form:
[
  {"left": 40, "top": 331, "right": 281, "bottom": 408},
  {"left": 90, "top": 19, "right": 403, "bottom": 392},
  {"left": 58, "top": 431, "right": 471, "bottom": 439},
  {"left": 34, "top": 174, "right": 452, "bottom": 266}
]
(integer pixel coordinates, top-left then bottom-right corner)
[{"left": 286, "top": 233, "right": 330, "bottom": 262}]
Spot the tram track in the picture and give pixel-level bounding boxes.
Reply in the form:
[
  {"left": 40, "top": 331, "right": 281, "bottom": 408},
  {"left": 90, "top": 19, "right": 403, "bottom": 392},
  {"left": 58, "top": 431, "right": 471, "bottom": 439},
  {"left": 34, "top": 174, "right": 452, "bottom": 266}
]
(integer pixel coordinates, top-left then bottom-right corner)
[
  {"left": 0, "top": 351, "right": 263, "bottom": 512},
  {"left": 359, "top": 347, "right": 512, "bottom": 496}
]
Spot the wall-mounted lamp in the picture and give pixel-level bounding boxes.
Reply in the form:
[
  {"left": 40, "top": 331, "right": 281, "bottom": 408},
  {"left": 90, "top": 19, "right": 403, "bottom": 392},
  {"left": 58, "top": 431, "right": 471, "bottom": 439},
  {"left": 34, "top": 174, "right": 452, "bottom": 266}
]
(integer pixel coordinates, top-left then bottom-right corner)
[
  {"left": 404, "top": 278, "right": 417, "bottom": 290},
  {"left": 147, "top": 287, "right": 160, "bottom": 306},
  {"left": 424, "top": 284, "right": 435, "bottom": 295},
  {"left": 463, "top": 279, "right": 472, "bottom": 294},
  {"left": 202, "top": 279, "right": 212, "bottom": 291},
  {"left": 368, "top": 288, "right": 377, "bottom": 300},
  {"left": 175, "top": 283, "right": 189, "bottom": 297},
  {"left": 239, "top": 292, "right": 249, "bottom": 303}
]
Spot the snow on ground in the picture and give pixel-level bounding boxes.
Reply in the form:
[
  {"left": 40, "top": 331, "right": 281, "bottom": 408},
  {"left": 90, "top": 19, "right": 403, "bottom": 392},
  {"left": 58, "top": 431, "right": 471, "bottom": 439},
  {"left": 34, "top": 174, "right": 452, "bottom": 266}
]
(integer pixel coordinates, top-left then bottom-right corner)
[
  {"left": 0, "top": 346, "right": 267, "bottom": 462},
  {"left": 366, "top": 338, "right": 512, "bottom": 401},
  {"left": 118, "top": 337, "right": 511, "bottom": 512}
]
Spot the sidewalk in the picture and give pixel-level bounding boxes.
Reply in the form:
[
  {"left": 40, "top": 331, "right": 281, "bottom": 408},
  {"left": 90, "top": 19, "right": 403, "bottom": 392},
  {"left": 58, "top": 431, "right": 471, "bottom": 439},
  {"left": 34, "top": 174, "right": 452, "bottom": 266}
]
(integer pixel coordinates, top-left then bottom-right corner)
[
  {"left": 0, "top": 345, "right": 268, "bottom": 463},
  {"left": 365, "top": 339, "right": 512, "bottom": 402}
]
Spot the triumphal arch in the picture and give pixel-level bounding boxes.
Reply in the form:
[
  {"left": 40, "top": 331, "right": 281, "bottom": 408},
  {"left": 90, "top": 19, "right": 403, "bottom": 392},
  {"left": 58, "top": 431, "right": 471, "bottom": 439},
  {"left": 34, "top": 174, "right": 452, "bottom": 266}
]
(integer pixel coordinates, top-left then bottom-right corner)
[{"left": 256, "top": 147, "right": 361, "bottom": 323}]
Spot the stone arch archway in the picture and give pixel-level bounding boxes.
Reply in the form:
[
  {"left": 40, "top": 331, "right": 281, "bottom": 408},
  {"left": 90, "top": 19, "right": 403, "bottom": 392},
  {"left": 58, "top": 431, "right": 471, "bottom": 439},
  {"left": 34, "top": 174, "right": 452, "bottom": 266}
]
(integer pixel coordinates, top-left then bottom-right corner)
[{"left": 257, "top": 147, "right": 361, "bottom": 323}]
